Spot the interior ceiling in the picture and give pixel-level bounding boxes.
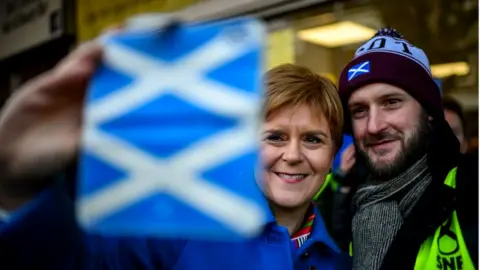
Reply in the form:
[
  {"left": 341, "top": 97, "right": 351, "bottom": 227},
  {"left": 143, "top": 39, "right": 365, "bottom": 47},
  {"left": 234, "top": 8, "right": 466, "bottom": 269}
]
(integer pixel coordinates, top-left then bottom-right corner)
[{"left": 370, "top": 0, "right": 478, "bottom": 64}]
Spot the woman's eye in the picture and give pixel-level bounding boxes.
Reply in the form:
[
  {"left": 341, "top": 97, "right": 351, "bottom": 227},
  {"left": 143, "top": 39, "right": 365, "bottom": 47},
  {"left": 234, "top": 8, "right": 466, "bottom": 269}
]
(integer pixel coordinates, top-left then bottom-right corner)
[
  {"left": 304, "top": 136, "right": 322, "bottom": 144},
  {"left": 265, "top": 134, "right": 284, "bottom": 142}
]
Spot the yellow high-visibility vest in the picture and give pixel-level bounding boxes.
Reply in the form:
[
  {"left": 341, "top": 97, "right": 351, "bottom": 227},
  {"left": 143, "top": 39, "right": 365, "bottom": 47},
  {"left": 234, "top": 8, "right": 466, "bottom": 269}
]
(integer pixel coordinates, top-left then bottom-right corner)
[
  {"left": 348, "top": 168, "right": 475, "bottom": 270},
  {"left": 414, "top": 168, "right": 474, "bottom": 270}
]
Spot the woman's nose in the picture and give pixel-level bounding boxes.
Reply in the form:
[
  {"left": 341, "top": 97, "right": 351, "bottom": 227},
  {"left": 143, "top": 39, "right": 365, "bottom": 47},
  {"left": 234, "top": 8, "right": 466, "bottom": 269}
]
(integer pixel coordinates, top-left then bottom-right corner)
[{"left": 282, "top": 140, "right": 303, "bottom": 164}]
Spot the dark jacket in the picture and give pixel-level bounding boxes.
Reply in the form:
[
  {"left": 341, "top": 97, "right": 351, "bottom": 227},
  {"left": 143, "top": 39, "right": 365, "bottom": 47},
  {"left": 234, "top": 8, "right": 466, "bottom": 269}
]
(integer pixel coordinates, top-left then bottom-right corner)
[{"left": 330, "top": 119, "right": 478, "bottom": 270}]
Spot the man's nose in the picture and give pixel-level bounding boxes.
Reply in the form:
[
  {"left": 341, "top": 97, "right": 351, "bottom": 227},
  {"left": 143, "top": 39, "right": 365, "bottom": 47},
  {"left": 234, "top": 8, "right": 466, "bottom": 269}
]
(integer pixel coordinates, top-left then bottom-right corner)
[{"left": 367, "top": 109, "right": 388, "bottom": 134}]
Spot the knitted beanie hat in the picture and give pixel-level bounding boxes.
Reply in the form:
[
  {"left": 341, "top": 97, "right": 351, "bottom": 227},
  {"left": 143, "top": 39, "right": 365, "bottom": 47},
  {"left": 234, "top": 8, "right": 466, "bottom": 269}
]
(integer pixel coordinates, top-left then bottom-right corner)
[{"left": 338, "top": 28, "right": 443, "bottom": 132}]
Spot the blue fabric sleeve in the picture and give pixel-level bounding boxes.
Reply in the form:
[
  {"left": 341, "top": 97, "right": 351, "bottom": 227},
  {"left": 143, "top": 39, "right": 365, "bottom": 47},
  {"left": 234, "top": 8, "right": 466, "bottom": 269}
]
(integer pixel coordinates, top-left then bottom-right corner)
[
  {"left": 332, "top": 135, "right": 354, "bottom": 173},
  {"left": 0, "top": 186, "right": 53, "bottom": 228},
  {"left": 0, "top": 180, "right": 186, "bottom": 269}
]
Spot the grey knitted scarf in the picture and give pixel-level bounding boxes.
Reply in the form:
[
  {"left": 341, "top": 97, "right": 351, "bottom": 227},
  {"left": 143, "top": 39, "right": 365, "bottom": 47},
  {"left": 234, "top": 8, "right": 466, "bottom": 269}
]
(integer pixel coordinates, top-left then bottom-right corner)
[{"left": 351, "top": 155, "right": 431, "bottom": 270}]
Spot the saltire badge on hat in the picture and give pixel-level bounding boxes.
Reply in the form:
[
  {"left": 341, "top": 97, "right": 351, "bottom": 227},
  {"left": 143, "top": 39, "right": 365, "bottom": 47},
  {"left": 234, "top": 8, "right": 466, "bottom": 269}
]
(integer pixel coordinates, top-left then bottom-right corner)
[{"left": 348, "top": 61, "right": 370, "bottom": 81}]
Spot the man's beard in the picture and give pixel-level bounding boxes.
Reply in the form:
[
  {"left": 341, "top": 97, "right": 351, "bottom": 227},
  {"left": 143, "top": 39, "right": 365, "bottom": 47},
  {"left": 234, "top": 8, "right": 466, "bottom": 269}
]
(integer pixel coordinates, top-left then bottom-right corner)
[{"left": 357, "top": 112, "right": 432, "bottom": 181}]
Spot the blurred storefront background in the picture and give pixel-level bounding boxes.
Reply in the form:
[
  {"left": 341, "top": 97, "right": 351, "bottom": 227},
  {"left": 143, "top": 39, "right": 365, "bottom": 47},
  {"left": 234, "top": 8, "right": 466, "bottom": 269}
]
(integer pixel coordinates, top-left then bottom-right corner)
[
  {"left": 0, "top": 0, "right": 477, "bottom": 148},
  {"left": 262, "top": 0, "right": 478, "bottom": 150}
]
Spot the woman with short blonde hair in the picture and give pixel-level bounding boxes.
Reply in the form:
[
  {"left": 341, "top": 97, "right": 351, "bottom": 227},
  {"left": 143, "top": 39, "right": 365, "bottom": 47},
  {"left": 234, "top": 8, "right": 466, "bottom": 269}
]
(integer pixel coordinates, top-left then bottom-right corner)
[{"left": 258, "top": 64, "right": 345, "bottom": 267}]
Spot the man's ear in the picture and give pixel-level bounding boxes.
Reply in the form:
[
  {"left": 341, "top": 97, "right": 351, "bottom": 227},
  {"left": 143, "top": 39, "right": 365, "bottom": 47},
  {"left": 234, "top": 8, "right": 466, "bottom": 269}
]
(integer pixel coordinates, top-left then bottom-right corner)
[{"left": 428, "top": 115, "right": 433, "bottom": 121}]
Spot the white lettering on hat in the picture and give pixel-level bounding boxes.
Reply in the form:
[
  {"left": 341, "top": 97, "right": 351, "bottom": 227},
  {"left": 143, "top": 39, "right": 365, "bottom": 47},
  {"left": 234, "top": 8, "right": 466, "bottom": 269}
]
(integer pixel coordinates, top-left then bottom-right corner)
[{"left": 355, "top": 36, "right": 431, "bottom": 75}]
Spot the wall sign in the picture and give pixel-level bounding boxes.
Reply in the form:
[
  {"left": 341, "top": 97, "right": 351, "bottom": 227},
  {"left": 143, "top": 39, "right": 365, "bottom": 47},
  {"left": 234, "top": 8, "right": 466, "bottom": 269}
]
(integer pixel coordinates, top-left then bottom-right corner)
[
  {"left": 0, "top": 0, "right": 63, "bottom": 60},
  {"left": 76, "top": 0, "right": 202, "bottom": 42}
]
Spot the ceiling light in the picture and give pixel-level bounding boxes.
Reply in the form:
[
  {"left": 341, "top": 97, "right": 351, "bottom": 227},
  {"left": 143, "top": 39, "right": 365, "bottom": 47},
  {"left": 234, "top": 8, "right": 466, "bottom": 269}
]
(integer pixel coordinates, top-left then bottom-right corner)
[
  {"left": 297, "top": 21, "right": 376, "bottom": 48},
  {"left": 431, "top": 62, "right": 470, "bottom": 78}
]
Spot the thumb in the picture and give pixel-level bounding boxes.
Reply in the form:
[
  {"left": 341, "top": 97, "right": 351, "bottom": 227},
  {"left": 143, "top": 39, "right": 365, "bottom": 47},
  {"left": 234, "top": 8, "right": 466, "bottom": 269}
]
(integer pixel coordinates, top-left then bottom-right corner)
[
  {"left": 55, "top": 41, "right": 103, "bottom": 75},
  {"left": 48, "top": 42, "right": 103, "bottom": 94}
]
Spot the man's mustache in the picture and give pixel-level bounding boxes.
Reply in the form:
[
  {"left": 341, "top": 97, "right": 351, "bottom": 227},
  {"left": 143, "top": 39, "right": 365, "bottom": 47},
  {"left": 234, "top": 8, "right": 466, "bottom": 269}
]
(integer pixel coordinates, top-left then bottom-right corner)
[{"left": 363, "top": 132, "right": 401, "bottom": 146}]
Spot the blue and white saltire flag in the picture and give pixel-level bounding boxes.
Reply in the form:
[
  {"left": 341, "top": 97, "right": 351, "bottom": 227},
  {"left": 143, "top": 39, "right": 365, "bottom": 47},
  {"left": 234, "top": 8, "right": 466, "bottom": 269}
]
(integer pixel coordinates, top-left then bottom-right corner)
[
  {"left": 348, "top": 61, "right": 370, "bottom": 81},
  {"left": 77, "top": 17, "right": 269, "bottom": 239}
]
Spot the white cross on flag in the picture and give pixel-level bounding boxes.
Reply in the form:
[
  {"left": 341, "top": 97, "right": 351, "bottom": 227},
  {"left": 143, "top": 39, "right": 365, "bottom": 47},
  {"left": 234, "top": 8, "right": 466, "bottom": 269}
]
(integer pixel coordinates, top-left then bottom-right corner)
[
  {"left": 77, "top": 17, "right": 270, "bottom": 239},
  {"left": 348, "top": 61, "right": 370, "bottom": 81}
]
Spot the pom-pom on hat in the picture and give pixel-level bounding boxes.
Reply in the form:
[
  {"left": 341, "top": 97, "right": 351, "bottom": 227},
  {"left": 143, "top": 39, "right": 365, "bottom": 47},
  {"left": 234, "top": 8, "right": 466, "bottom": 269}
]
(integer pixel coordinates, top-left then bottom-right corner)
[{"left": 338, "top": 28, "right": 442, "bottom": 132}]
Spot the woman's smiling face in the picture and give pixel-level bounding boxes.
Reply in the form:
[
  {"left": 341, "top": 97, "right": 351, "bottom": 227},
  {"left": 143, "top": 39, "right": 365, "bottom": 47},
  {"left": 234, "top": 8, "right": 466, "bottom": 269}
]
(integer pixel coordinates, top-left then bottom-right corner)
[{"left": 260, "top": 104, "right": 334, "bottom": 209}]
